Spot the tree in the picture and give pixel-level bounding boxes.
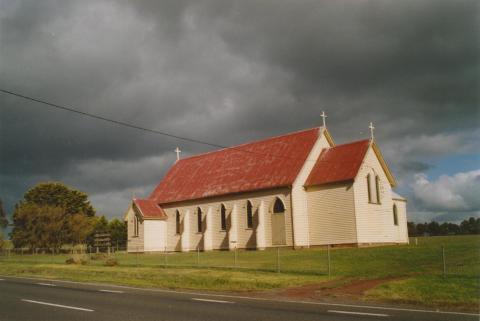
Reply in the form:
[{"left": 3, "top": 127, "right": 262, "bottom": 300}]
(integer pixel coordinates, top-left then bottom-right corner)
[
  {"left": 0, "top": 198, "right": 8, "bottom": 229},
  {"left": 87, "top": 216, "right": 109, "bottom": 247},
  {"left": 22, "top": 182, "right": 95, "bottom": 216},
  {"left": 10, "top": 182, "right": 97, "bottom": 248},
  {"left": 10, "top": 204, "right": 66, "bottom": 250},
  {"left": 109, "top": 218, "right": 127, "bottom": 249},
  {"left": 68, "top": 213, "right": 96, "bottom": 246}
]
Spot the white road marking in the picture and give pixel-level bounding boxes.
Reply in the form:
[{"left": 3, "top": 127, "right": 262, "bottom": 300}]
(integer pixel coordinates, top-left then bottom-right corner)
[
  {"left": 329, "top": 310, "right": 389, "bottom": 317},
  {"left": 99, "top": 289, "right": 124, "bottom": 293},
  {"left": 36, "top": 283, "right": 56, "bottom": 287},
  {"left": 192, "top": 298, "right": 234, "bottom": 304},
  {"left": 21, "top": 299, "right": 94, "bottom": 312},
  {"left": 2, "top": 275, "right": 478, "bottom": 317}
]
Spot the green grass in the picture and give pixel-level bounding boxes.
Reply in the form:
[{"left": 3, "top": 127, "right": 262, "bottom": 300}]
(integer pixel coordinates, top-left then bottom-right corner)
[{"left": 0, "top": 235, "right": 478, "bottom": 310}]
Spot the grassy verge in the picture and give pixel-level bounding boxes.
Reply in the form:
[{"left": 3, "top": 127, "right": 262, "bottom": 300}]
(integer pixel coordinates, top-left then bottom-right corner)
[{"left": 0, "top": 235, "right": 478, "bottom": 311}]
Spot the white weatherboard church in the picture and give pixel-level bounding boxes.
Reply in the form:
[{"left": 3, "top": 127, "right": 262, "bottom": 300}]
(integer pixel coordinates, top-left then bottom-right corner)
[{"left": 124, "top": 115, "right": 408, "bottom": 252}]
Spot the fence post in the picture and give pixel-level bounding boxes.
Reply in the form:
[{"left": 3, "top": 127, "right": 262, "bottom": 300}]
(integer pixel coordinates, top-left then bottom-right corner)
[
  {"left": 276, "top": 247, "right": 280, "bottom": 273},
  {"left": 136, "top": 246, "right": 139, "bottom": 267},
  {"left": 442, "top": 246, "right": 446, "bottom": 278},
  {"left": 197, "top": 247, "right": 200, "bottom": 267},
  {"left": 234, "top": 246, "right": 237, "bottom": 268},
  {"left": 327, "top": 244, "right": 331, "bottom": 279},
  {"left": 164, "top": 246, "right": 167, "bottom": 266}
]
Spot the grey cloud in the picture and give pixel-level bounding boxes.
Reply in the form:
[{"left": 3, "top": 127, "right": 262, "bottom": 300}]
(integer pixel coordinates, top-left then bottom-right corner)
[{"left": 1, "top": 0, "right": 478, "bottom": 220}]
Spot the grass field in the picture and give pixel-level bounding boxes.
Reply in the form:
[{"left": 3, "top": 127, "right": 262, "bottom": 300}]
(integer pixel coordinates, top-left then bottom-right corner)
[{"left": 0, "top": 235, "right": 478, "bottom": 311}]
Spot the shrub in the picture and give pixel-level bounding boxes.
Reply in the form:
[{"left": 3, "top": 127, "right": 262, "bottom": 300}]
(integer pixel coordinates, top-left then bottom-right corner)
[{"left": 104, "top": 258, "right": 118, "bottom": 266}]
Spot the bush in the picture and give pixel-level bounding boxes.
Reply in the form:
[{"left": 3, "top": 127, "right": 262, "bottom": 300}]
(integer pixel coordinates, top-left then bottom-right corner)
[
  {"left": 91, "top": 253, "right": 107, "bottom": 260},
  {"left": 104, "top": 258, "right": 118, "bottom": 266},
  {"left": 66, "top": 254, "right": 88, "bottom": 265}
]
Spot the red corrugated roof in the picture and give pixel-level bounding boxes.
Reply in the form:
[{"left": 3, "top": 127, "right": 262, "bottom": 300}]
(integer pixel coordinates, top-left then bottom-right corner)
[
  {"left": 305, "top": 139, "right": 370, "bottom": 187},
  {"left": 150, "top": 127, "right": 320, "bottom": 204},
  {"left": 133, "top": 199, "right": 167, "bottom": 219}
]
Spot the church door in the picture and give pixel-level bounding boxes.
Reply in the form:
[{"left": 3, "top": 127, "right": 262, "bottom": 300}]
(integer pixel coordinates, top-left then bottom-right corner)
[{"left": 271, "top": 198, "right": 286, "bottom": 245}]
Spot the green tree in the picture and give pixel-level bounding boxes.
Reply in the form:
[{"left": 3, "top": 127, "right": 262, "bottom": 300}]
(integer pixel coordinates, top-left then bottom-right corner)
[
  {"left": 10, "top": 182, "right": 97, "bottom": 248},
  {"left": 109, "top": 218, "right": 127, "bottom": 249},
  {"left": 0, "top": 198, "right": 8, "bottom": 229},
  {"left": 87, "top": 216, "right": 109, "bottom": 247},
  {"left": 10, "top": 204, "right": 66, "bottom": 250},
  {"left": 23, "top": 182, "right": 95, "bottom": 216}
]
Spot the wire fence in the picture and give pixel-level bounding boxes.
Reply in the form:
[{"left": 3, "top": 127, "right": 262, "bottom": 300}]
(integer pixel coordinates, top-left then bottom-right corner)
[{"left": 1, "top": 236, "right": 478, "bottom": 278}]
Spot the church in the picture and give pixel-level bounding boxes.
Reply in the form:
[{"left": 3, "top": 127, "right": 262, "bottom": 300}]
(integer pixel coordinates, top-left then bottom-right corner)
[{"left": 124, "top": 118, "right": 408, "bottom": 252}]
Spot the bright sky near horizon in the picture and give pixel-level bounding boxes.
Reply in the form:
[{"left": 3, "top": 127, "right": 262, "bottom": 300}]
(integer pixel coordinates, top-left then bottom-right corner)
[{"left": 0, "top": 0, "right": 478, "bottom": 223}]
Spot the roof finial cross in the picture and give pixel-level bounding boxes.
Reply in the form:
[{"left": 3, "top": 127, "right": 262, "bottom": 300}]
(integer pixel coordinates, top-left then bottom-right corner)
[
  {"left": 321, "top": 111, "right": 327, "bottom": 128},
  {"left": 369, "top": 122, "right": 375, "bottom": 141},
  {"left": 175, "top": 147, "right": 181, "bottom": 161}
]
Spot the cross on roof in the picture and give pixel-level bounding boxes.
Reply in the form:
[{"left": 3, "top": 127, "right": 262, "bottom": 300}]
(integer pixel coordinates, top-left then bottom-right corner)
[
  {"left": 175, "top": 147, "right": 181, "bottom": 161},
  {"left": 321, "top": 111, "right": 327, "bottom": 127},
  {"left": 369, "top": 122, "right": 375, "bottom": 141}
]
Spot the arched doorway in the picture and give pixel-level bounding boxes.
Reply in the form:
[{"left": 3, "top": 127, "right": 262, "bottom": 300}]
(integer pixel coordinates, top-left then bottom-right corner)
[{"left": 271, "top": 197, "right": 286, "bottom": 245}]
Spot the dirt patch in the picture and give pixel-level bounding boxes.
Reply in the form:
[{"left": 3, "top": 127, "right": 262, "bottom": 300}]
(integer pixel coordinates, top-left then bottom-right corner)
[{"left": 279, "top": 278, "right": 399, "bottom": 301}]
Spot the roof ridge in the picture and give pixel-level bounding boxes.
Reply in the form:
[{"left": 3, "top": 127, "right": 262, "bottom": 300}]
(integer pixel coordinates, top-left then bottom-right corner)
[
  {"left": 330, "top": 138, "right": 370, "bottom": 148},
  {"left": 177, "top": 127, "right": 321, "bottom": 162}
]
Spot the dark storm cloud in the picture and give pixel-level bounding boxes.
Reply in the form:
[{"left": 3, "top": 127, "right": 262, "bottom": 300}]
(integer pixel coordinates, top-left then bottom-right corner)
[{"left": 0, "top": 0, "right": 478, "bottom": 221}]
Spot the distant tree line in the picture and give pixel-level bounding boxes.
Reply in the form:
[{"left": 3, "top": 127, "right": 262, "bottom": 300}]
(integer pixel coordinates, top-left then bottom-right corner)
[
  {"left": 408, "top": 217, "right": 480, "bottom": 236},
  {"left": 2, "top": 182, "right": 126, "bottom": 250}
]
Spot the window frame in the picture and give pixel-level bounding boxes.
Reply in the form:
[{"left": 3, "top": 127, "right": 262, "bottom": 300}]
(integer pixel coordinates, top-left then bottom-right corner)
[
  {"left": 367, "top": 174, "right": 372, "bottom": 203},
  {"left": 393, "top": 204, "right": 399, "bottom": 226},
  {"left": 197, "top": 207, "right": 202, "bottom": 233},
  {"left": 375, "top": 175, "right": 381, "bottom": 204},
  {"left": 273, "top": 197, "right": 285, "bottom": 214},
  {"left": 246, "top": 201, "right": 253, "bottom": 229},
  {"left": 220, "top": 204, "right": 227, "bottom": 231},
  {"left": 175, "top": 210, "right": 181, "bottom": 234}
]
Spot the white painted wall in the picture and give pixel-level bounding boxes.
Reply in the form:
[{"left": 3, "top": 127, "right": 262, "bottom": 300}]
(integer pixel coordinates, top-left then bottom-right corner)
[
  {"left": 353, "top": 145, "right": 408, "bottom": 244},
  {"left": 143, "top": 220, "right": 167, "bottom": 251},
  {"left": 291, "top": 128, "right": 332, "bottom": 248}
]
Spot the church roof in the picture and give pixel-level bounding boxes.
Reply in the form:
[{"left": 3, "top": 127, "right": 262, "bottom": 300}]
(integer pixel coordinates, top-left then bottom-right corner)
[
  {"left": 150, "top": 127, "right": 321, "bottom": 204},
  {"left": 133, "top": 199, "right": 167, "bottom": 219},
  {"left": 305, "top": 139, "right": 371, "bottom": 187}
]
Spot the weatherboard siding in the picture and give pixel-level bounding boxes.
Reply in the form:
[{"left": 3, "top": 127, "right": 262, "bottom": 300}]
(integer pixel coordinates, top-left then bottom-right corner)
[
  {"left": 353, "top": 147, "right": 407, "bottom": 244},
  {"left": 144, "top": 220, "right": 167, "bottom": 251},
  {"left": 125, "top": 206, "right": 145, "bottom": 252},
  {"left": 306, "top": 182, "right": 357, "bottom": 245},
  {"left": 291, "top": 130, "right": 331, "bottom": 248},
  {"left": 393, "top": 199, "right": 409, "bottom": 243},
  {"left": 161, "top": 187, "right": 292, "bottom": 251}
]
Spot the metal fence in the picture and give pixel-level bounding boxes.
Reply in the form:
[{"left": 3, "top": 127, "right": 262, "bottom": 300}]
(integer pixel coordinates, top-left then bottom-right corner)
[{"left": 0, "top": 237, "right": 477, "bottom": 278}]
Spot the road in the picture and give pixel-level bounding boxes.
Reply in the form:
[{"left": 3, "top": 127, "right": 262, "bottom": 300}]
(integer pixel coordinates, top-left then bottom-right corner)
[{"left": 0, "top": 276, "right": 478, "bottom": 321}]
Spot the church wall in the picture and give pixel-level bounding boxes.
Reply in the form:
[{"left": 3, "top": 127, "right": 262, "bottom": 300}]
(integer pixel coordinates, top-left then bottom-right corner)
[
  {"left": 125, "top": 206, "right": 145, "bottom": 252},
  {"left": 144, "top": 220, "right": 167, "bottom": 251},
  {"left": 393, "top": 199, "right": 409, "bottom": 243},
  {"left": 161, "top": 187, "right": 292, "bottom": 251},
  {"left": 306, "top": 182, "right": 357, "bottom": 245},
  {"left": 291, "top": 130, "right": 332, "bottom": 248},
  {"left": 353, "top": 146, "right": 407, "bottom": 244}
]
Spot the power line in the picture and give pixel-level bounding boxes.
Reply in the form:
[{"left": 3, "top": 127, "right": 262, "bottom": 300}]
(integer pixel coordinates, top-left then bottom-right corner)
[
  {"left": 0, "top": 88, "right": 225, "bottom": 149},
  {"left": 0, "top": 88, "right": 336, "bottom": 163}
]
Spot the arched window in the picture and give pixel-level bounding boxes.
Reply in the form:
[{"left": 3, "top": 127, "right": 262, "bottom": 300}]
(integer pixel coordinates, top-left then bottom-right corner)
[
  {"left": 246, "top": 201, "right": 253, "bottom": 228},
  {"left": 197, "top": 207, "right": 202, "bottom": 233},
  {"left": 220, "top": 204, "right": 227, "bottom": 231},
  {"left": 273, "top": 197, "right": 285, "bottom": 213},
  {"left": 133, "top": 215, "right": 139, "bottom": 237},
  {"left": 393, "top": 204, "right": 398, "bottom": 226},
  {"left": 375, "top": 175, "right": 381, "bottom": 204},
  {"left": 366, "top": 174, "right": 372, "bottom": 203},
  {"left": 175, "top": 210, "right": 181, "bottom": 234}
]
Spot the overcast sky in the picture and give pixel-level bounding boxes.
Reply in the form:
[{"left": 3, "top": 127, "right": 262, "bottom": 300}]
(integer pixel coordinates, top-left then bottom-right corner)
[{"left": 1, "top": 0, "right": 479, "bottom": 224}]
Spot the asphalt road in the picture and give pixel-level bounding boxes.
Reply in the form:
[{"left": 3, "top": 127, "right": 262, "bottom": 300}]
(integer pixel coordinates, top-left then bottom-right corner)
[{"left": 0, "top": 276, "right": 478, "bottom": 321}]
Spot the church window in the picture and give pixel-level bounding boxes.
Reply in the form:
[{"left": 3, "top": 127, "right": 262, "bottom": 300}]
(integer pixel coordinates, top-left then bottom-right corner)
[
  {"left": 175, "top": 210, "right": 181, "bottom": 234},
  {"left": 393, "top": 205, "right": 398, "bottom": 226},
  {"left": 197, "top": 207, "right": 202, "bottom": 233},
  {"left": 246, "top": 201, "right": 253, "bottom": 228},
  {"left": 220, "top": 204, "right": 227, "bottom": 231},
  {"left": 375, "top": 175, "right": 381, "bottom": 204},
  {"left": 367, "top": 174, "right": 372, "bottom": 203},
  {"left": 134, "top": 215, "right": 139, "bottom": 237},
  {"left": 273, "top": 197, "right": 285, "bottom": 213}
]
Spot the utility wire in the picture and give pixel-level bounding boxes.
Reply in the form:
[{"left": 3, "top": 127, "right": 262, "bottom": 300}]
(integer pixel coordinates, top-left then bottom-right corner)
[
  {"left": 0, "top": 88, "right": 225, "bottom": 149},
  {"left": 0, "top": 88, "right": 340, "bottom": 162}
]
